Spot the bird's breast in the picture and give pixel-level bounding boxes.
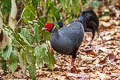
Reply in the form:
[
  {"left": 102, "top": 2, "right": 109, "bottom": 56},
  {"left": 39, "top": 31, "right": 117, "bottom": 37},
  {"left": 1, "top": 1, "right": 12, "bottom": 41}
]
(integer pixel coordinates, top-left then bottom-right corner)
[{"left": 50, "top": 35, "right": 74, "bottom": 54}]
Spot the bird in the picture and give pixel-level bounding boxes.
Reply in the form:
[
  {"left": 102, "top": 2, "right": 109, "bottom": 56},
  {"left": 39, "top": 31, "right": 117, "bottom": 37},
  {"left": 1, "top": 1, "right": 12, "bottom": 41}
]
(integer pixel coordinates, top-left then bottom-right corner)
[
  {"left": 42, "top": 9, "right": 99, "bottom": 72},
  {"left": 78, "top": 9, "right": 99, "bottom": 44},
  {"left": 57, "top": 9, "right": 99, "bottom": 44}
]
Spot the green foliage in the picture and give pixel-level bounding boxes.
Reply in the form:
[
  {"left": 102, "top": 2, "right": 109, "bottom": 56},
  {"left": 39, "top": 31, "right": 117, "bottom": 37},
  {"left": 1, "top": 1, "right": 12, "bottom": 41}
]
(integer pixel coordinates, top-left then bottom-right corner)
[
  {"left": 0, "top": 56, "right": 8, "bottom": 74},
  {"left": 0, "top": 0, "right": 11, "bottom": 16},
  {"left": 34, "top": 23, "right": 41, "bottom": 42},
  {"left": 2, "top": 45, "right": 12, "bottom": 60},
  {"left": 28, "top": 64, "right": 36, "bottom": 80},
  {"left": 20, "top": 27, "right": 34, "bottom": 44},
  {"left": 72, "top": 0, "right": 81, "bottom": 17},
  {"left": 23, "top": 3, "right": 37, "bottom": 23},
  {"left": 32, "top": 0, "right": 38, "bottom": 8},
  {"left": 18, "top": 49, "right": 27, "bottom": 73},
  {"left": 8, "top": 50, "right": 18, "bottom": 74},
  {"left": 34, "top": 44, "right": 55, "bottom": 70}
]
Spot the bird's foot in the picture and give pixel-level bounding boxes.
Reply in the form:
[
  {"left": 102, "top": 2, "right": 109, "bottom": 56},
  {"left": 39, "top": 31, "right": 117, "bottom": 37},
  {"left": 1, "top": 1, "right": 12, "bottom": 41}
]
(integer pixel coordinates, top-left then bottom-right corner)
[{"left": 71, "top": 66, "right": 78, "bottom": 73}]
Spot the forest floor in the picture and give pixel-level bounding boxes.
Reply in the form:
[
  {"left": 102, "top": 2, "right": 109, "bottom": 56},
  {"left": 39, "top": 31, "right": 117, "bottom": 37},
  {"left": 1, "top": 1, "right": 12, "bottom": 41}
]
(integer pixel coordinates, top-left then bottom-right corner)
[{"left": 2, "top": 5, "right": 120, "bottom": 80}]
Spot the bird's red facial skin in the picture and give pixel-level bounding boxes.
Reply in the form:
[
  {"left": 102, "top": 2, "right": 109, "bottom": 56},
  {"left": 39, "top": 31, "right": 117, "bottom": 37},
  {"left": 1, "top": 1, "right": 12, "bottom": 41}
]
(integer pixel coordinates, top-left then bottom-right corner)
[{"left": 45, "top": 24, "right": 54, "bottom": 32}]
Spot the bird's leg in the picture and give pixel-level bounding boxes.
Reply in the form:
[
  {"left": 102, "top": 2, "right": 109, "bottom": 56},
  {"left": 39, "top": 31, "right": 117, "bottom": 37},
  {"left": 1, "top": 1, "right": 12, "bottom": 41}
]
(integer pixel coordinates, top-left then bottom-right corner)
[
  {"left": 71, "top": 58, "right": 77, "bottom": 73},
  {"left": 71, "top": 50, "right": 78, "bottom": 73},
  {"left": 89, "top": 28, "right": 95, "bottom": 46},
  {"left": 71, "top": 58, "right": 75, "bottom": 66}
]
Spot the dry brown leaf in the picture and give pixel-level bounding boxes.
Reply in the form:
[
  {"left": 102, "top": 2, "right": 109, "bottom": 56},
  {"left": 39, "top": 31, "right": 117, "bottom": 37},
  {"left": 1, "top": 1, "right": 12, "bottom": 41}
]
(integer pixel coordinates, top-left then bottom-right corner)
[
  {"left": 0, "top": 30, "right": 11, "bottom": 49},
  {"left": 99, "top": 57, "right": 107, "bottom": 64},
  {"left": 86, "top": 50, "right": 97, "bottom": 56},
  {"left": 108, "top": 53, "right": 116, "bottom": 61},
  {"left": 8, "top": 0, "right": 17, "bottom": 30}
]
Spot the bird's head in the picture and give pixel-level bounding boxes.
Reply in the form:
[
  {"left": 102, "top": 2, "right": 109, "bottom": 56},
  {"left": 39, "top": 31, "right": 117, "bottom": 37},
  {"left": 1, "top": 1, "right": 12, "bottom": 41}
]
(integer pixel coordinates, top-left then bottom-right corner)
[{"left": 42, "top": 23, "right": 54, "bottom": 32}]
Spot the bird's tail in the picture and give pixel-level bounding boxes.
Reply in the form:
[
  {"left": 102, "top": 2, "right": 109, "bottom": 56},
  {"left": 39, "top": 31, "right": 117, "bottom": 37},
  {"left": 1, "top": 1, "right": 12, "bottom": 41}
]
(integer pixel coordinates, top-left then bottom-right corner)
[{"left": 77, "top": 9, "right": 99, "bottom": 42}]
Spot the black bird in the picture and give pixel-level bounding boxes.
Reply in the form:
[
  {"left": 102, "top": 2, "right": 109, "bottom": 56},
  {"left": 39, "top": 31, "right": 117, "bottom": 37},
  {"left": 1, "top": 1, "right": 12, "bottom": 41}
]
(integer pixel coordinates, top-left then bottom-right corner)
[{"left": 57, "top": 9, "right": 99, "bottom": 43}]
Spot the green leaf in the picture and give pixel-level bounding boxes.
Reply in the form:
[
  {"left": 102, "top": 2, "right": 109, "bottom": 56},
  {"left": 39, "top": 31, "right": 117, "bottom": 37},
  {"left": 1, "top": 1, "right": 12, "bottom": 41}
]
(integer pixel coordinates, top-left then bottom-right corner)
[
  {"left": 34, "top": 43, "right": 55, "bottom": 70},
  {"left": 28, "top": 64, "right": 36, "bottom": 80},
  {"left": 26, "top": 48, "right": 36, "bottom": 80},
  {"left": 2, "top": 45, "right": 12, "bottom": 60},
  {"left": 49, "top": 7, "right": 60, "bottom": 21},
  {"left": 26, "top": 48, "right": 36, "bottom": 79},
  {"left": 18, "top": 33, "right": 30, "bottom": 46},
  {"left": 34, "top": 44, "right": 48, "bottom": 68},
  {"left": 32, "top": 0, "right": 38, "bottom": 8},
  {"left": 23, "top": 4, "right": 37, "bottom": 23},
  {"left": 8, "top": 50, "right": 18, "bottom": 74},
  {"left": 65, "top": 0, "right": 70, "bottom": 8},
  {"left": 20, "top": 28, "right": 34, "bottom": 44},
  {"left": 33, "top": 23, "right": 41, "bottom": 42},
  {"left": 60, "top": 0, "right": 65, "bottom": 9},
  {"left": 0, "top": 54, "right": 8, "bottom": 74},
  {"left": 28, "top": 21, "right": 34, "bottom": 24},
  {"left": 40, "top": 44, "right": 49, "bottom": 54},
  {"left": 34, "top": 46, "right": 43, "bottom": 68},
  {"left": 18, "top": 49, "right": 27, "bottom": 73},
  {"left": 1, "top": 0, "right": 11, "bottom": 15},
  {"left": 39, "top": 18, "right": 46, "bottom": 28},
  {"left": 26, "top": 48, "right": 35, "bottom": 65},
  {"left": 72, "top": 0, "right": 80, "bottom": 17},
  {"left": 47, "top": 53, "right": 55, "bottom": 70}
]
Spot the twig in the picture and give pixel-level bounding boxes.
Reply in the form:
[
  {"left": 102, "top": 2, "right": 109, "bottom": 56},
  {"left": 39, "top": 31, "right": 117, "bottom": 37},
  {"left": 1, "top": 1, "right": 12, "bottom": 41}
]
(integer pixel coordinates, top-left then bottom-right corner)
[{"left": 16, "top": 8, "right": 26, "bottom": 25}]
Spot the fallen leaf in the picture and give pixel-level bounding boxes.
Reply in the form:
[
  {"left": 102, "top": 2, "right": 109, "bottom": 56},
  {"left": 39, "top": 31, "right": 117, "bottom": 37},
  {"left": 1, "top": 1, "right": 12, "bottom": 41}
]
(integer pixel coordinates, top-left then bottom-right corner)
[
  {"left": 96, "top": 71, "right": 111, "bottom": 80},
  {"left": 86, "top": 50, "right": 97, "bottom": 56},
  {"left": 99, "top": 57, "right": 107, "bottom": 64},
  {"left": 108, "top": 53, "right": 116, "bottom": 61}
]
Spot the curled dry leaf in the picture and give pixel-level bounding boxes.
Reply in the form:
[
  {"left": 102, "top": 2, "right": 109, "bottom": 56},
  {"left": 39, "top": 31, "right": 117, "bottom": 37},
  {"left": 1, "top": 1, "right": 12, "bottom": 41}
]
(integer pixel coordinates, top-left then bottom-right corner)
[{"left": 99, "top": 57, "right": 107, "bottom": 64}]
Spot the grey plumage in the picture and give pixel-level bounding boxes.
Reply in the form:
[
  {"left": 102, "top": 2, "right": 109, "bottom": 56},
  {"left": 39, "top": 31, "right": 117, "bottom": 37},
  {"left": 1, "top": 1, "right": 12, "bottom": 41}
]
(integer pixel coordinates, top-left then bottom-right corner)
[{"left": 50, "top": 22, "right": 84, "bottom": 58}]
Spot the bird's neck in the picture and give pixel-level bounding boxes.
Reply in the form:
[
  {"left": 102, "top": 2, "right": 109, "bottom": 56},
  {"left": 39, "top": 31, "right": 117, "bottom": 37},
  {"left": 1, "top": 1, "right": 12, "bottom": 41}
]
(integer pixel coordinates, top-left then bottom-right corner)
[
  {"left": 76, "top": 16, "right": 87, "bottom": 30},
  {"left": 51, "top": 26, "right": 59, "bottom": 37}
]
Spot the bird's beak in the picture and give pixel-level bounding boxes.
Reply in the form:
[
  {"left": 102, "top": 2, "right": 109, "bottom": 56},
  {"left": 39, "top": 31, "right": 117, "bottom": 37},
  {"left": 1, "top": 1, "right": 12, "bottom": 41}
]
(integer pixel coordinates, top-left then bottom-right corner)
[{"left": 42, "top": 28, "right": 47, "bottom": 31}]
